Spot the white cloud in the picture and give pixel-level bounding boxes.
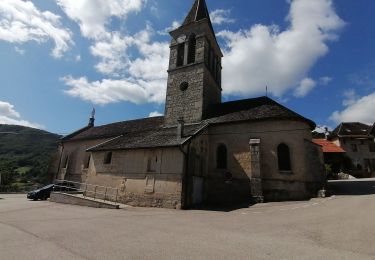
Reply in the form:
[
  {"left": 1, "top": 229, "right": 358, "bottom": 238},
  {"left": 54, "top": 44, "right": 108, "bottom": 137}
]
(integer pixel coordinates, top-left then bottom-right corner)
[
  {"left": 158, "top": 20, "right": 180, "bottom": 35},
  {"left": 314, "top": 125, "right": 332, "bottom": 134},
  {"left": 129, "top": 27, "right": 169, "bottom": 81},
  {"left": 62, "top": 76, "right": 147, "bottom": 105},
  {"left": 319, "top": 76, "right": 332, "bottom": 85},
  {"left": 62, "top": 76, "right": 166, "bottom": 105},
  {"left": 330, "top": 91, "right": 375, "bottom": 125},
  {"left": 56, "top": 0, "right": 150, "bottom": 77},
  {"left": 342, "top": 89, "right": 359, "bottom": 106},
  {"left": 294, "top": 78, "right": 316, "bottom": 97},
  {"left": 57, "top": 0, "right": 170, "bottom": 105},
  {"left": 210, "top": 9, "right": 235, "bottom": 25},
  {"left": 348, "top": 63, "right": 375, "bottom": 88},
  {"left": 90, "top": 32, "right": 133, "bottom": 76},
  {"left": 0, "top": 101, "right": 20, "bottom": 118},
  {"left": 0, "top": 101, "right": 42, "bottom": 128},
  {"left": 149, "top": 111, "right": 163, "bottom": 117},
  {"left": 0, "top": 0, "right": 73, "bottom": 58},
  {"left": 219, "top": 0, "right": 344, "bottom": 98},
  {"left": 14, "top": 46, "right": 25, "bottom": 55},
  {"left": 56, "top": 0, "right": 145, "bottom": 39},
  {"left": 63, "top": 26, "right": 169, "bottom": 105}
]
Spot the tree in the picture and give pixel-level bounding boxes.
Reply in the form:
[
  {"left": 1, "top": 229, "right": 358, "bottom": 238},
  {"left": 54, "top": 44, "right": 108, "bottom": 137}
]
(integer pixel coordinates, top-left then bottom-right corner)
[{"left": 0, "top": 160, "right": 15, "bottom": 186}]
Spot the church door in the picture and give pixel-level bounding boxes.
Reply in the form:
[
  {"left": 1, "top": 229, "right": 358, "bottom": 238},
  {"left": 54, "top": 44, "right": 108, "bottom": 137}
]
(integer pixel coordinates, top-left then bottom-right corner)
[{"left": 192, "top": 176, "right": 203, "bottom": 204}]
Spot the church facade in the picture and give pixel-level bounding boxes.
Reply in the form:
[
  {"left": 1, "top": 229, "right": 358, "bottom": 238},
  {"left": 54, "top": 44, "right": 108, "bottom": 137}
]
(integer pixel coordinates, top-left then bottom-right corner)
[{"left": 54, "top": 0, "right": 324, "bottom": 209}]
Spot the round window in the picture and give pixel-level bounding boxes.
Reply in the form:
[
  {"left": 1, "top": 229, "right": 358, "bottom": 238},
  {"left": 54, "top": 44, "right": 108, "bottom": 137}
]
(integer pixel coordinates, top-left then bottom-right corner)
[{"left": 180, "top": 82, "right": 189, "bottom": 91}]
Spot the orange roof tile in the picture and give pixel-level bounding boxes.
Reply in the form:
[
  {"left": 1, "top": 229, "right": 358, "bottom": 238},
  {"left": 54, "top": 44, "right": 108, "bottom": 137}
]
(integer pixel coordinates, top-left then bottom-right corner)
[{"left": 313, "top": 139, "right": 346, "bottom": 153}]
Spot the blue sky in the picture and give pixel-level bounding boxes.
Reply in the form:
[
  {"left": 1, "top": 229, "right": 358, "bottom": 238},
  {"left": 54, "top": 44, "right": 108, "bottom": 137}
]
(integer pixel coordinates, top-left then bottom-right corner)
[{"left": 0, "top": 0, "right": 374, "bottom": 135}]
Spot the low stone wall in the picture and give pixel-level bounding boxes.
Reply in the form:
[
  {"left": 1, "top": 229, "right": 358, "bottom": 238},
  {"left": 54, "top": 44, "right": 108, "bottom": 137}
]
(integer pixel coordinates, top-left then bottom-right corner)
[
  {"left": 262, "top": 179, "right": 322, "bottom": 202},
  {"left": 50, "top": 192, "right": 119, "bottom": 209},
  {"left": 118, "top": 192, "right": 181, "bottom": 209}
]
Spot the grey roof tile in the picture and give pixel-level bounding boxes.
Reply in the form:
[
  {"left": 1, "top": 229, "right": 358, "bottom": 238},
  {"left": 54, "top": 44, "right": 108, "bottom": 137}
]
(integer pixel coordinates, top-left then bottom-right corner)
[
  {"left": 332, "top": 122, "right": 374, "bottom": 137},
  {"left": 87, "top": 122, "right": 207, "bottom": 152},
  {"left": 64, "top": 96, "right": 316, "bottom": 151}
]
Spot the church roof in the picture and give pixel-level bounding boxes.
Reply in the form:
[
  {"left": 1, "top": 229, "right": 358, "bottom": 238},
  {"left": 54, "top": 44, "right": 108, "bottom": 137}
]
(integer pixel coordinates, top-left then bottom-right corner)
[
  {"left": 206, "top": 97, "right": 316, "bottom": 129},
  {"left": 62, "top": 116, "right": 164, "bottom": 142},
  {"left": 63, "top": 96, "right": 315, "bottom": 151},
  {"left": 332, "top": 122, "right": 374, "bottom": 138},
  {"left": 183, "top": 0, "right": 210, "bottom": 24},
  {"left": 182, "top": 0, "right": 214, "bottom": 33},
  {"left": 87, "top": 122, "right": 207, "bottom": 152}
]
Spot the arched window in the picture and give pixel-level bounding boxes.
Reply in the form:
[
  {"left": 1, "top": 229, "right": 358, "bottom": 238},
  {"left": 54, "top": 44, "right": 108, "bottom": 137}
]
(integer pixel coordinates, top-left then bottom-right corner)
[
  {"left": 277, "top": 143, "right": 292, "bottom": 171},
  {"left": 187, "top": 34, "right": 196, "bottom": 64},
  {"left": 176, "top": 43, "right": 185, "bottom": 67},
  {"left": 217, "top": 144, "right": 227, "bottom": 169}
]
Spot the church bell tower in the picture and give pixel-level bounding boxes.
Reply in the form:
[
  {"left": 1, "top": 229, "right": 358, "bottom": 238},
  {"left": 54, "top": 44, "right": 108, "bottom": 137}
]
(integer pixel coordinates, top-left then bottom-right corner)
[{"left": 164, "top": 0, "right": 223, "bottom": 126}]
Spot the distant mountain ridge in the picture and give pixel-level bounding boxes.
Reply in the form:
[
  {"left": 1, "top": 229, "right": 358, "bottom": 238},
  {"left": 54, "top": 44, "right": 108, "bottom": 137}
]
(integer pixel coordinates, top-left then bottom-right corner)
[{"left": 0, "top": 124, "right": 61, "bottom": 191}]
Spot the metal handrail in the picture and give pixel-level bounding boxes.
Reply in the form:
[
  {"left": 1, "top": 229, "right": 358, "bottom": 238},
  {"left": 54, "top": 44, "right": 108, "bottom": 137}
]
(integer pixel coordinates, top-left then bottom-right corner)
[{"left": 53, "top": 179, "right": 119, "bottom": 205}]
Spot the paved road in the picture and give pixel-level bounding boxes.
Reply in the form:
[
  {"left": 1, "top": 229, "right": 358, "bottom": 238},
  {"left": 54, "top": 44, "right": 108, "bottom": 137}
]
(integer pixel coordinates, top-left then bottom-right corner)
[{"left": 0, "top": 179, "right": 374, "bottom": 260}]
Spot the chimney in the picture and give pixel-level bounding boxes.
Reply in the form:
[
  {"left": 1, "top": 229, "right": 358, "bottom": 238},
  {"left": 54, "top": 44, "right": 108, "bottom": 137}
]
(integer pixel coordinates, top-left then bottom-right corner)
[
  {"left": 88, "top": 108, "right": 95, "bottom": 127},
  {"left": 177, "top": 117, "right": 185, "bottom": 139},
  {"left": 324, "top": 127, "right": 329, "bottom": 140}
]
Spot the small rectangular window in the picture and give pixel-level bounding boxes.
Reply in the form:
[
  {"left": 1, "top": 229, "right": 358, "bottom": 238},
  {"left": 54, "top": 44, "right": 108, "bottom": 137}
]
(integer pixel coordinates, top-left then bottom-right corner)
[
  {"left": 369, "top": 143, "right": 375, "bottom": 152},
  {"left": 84, "top": 154, "right": 91, "bottom": 169},
  {"left": 63, "top": 155, "right": 69, "bottom": 169},
  {"left": 216, "top": 144, "right": 227, "bottom": 169},
  {"left": 147, "top": 155, "right": 157, "bottom": 172},
  {"left": 104, "top": 152, "right": 112, "bottom": 165}
]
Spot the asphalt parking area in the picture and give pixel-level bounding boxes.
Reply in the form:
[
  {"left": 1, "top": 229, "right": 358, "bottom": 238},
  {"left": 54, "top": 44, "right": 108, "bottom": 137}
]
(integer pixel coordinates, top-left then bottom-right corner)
[{"left": 0, "top": 183, "right": 374, "bottom": 260}]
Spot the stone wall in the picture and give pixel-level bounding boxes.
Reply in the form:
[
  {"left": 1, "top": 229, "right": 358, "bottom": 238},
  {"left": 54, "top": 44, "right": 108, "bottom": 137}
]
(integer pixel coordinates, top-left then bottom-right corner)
[
  {"left": 86, "top": 147, "right": 184, "bottom": 209},
  {"left": 333, "top": 137, "right": 375, "bottom": 177},
  {"left": 164, "top": 64, "right": 206, "bottom": 125},
  {"left": 56, "top": 138, "right": 110, "bottom": 183},
  {"left": 204, "top": 120, "right": 323, "bottom": 203}
]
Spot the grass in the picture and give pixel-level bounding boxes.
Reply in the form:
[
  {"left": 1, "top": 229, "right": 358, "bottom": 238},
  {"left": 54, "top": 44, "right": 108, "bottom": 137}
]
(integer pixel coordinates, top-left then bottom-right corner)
[{"left": 16, "top": 167, "right": 32, "bottom": 175}]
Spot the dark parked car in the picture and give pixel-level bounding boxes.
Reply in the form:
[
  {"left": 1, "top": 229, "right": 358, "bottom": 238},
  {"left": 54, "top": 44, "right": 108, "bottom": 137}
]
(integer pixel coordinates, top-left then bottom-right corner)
[
  {"left": 27, "top": 184, "right": 54, "bottom": 200},
  {"left": 27, "top": 182, "right": 78, "bottom": 200}
]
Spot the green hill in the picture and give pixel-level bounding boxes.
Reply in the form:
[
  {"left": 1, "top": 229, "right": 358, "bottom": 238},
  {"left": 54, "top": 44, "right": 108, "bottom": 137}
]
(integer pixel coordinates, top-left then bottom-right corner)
[{"left": 0, "top": 125, "right": 61, "bottom": 192}]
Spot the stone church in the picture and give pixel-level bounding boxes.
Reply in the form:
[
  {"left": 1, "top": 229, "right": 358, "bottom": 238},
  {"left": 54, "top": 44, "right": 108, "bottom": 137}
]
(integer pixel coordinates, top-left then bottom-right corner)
[{"left": 54, "top": 0, "right": 324, "bottom": 209}]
